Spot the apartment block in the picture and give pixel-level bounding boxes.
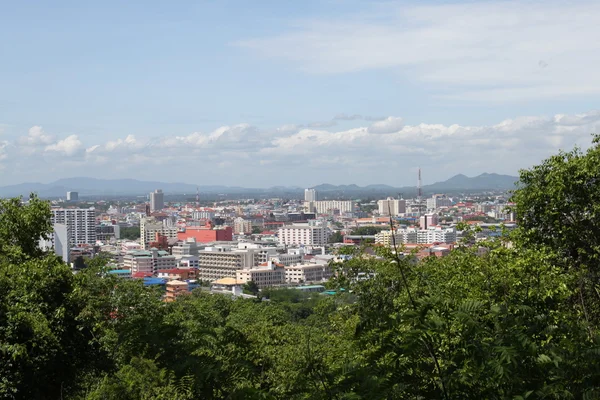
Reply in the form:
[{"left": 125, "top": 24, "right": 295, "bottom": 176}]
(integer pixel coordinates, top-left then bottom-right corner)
[
  {"left": 51, "top": 208, "right": 96, "bottom": 246},
  {"left": 278, "top": 221, "right": 329, "bottom": 246},
  {"left": 140, "top": 217, "right": 178, "bottom": 250}
]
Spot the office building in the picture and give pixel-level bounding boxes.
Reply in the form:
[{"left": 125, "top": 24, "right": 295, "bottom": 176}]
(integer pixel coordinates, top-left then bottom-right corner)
[
  {"left": 66, "top": 191, "right": 79, "bottom": 202},
  {"left": 378, "top": 198, "right": 406, "bottom": 216},
  {"left": 304, "top": 188, "right": 318, "bottom": 202},
  {"left": 51, "top": 208, "right": 96, "bottom": 246},
  {"left": 278, "top": 221, "right": 329, "bottom": 246},
  {"left": 285, "top": 262, "right": 332, "bottom": 284},
  {"left": 140, "top": 217, "right": 178, "bottom": 250},
  {"left": 150, "top": 189, "right": 164, "bottom": 211}
]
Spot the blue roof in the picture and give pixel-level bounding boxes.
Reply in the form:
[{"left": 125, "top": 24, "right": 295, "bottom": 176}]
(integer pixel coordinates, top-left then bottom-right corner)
[
  {"left": 143, "top": 277, "right": 167, "bottom": 286},
  {"left": 108, "top": 269, "right": 131, "bottom": 274},
  {"left": 295, "top": 285, "right": 326, "bottom": 290}
]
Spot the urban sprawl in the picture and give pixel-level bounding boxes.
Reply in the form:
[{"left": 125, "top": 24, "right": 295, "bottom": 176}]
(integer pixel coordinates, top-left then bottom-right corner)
[{"left": 41, "top": 185, "right": 516, "bottom": 300}]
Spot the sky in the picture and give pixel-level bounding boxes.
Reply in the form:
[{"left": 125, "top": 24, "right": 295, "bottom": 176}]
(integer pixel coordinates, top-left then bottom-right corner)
[{"left": 1, "top": 0, "right": 600, "bottom": 187}]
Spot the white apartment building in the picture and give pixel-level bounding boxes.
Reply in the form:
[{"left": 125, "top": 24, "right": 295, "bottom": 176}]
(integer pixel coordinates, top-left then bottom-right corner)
[
  {"left": 51, "top": 208, "right": 96, "bottom": 246},
  {"left": 140, "top": 217, "right": 178, "bottom": 250},
  {"left": 304, "top": 188, "right": 318, "bottom": 202},
  {"left": 122, "top": 249, "right": 178, "bottom": 275},
  {"left": 171, "top": 238, "right": 202, "bottom": 256},
  {"left": 375, "top": 226, "right": 457, "bottom": 246},
  {"left": 236, "top": 261, "right": 286, "bottom": 288},
  {"left": 426, "top": 195, "right": 452, "bottom": 211},
  {"left": 378, "top": 198, "right": 406, "bottom": 216},
  {"left": 285, "top": 262, "right": 332, "bottom": 284},
  {"left": 233, "top": 217, "right": 253, "bottom": 234},
  {"left": 150, "top": 189, "right": 164, "bottom": 211},
  {"left": 305, "top": 200, "right": 354, "bottom": 214},
  {"left": 278, "top": 221, "right": 329, "bottom": 246}
]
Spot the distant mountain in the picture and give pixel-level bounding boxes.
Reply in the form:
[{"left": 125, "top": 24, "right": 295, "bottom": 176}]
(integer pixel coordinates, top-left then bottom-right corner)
[
  {"left": 424, "top": 173, "right": 518, "bottom": 191},
  {"left": 0, "top": 173, "right": 519, "bottom": 198}
]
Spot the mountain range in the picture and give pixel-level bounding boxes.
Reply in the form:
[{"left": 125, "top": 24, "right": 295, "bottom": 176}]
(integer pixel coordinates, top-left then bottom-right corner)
[{"left": 0, "top": 173, "right": 518, "bottom": 198}]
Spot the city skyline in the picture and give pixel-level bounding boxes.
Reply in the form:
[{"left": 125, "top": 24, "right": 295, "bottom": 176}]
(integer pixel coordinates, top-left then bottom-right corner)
[{"left": 1, "top": 1, "right": 600, "bottom": 186}]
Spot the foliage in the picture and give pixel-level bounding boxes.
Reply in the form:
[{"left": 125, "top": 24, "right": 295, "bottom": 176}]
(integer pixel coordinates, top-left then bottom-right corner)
[
  {"left": 120, "top": 226, "right": 141, "bottom": 240},
  {"left": 351, "top": 226, "right": 387, "bottom": 236},
  {"left": 243, "top": 280, "right": 260, "bottom": 296},
  {"left": 329, "top": 231, "right": 344, "bottom": 243}
]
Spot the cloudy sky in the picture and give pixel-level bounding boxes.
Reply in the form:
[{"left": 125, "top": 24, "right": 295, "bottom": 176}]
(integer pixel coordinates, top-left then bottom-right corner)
[{"left": 1, "top": 0, "right": 599, "bottom": 187}]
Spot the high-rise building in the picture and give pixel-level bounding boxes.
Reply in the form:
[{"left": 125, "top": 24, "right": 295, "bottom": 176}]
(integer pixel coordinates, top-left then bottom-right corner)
[
  {"left": 140, "top": 217, "right": 178, "bottom": 250},
  {"left": 150, "top": 189, "right": 164, "bottom": 211},
  {"left": 419, "top": 213, "right": 439, "bottom": 229},
  {"left": 66, "top": 191, "right": 79, "bottom": 202},
  {"left": 426, "top": 195, "right": 452, "bottom": 211},
  {"left": 51, "top": 208, "right": 96, "bottom": 246},
  {"left": 304, "top": 188, "right": 318, "bottom": 202},
  {"left": 378, "top": 197, "right": 406, "bottom": 216}
]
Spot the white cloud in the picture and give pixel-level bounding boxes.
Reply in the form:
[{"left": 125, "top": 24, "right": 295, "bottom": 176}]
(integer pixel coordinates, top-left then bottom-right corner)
[
  {"left": 18, "top": 126, "right": 54, "bottom": 147},
  {"left": 0, "top": 141, "right": 8, "bottom": 161},
  {"left": 236, "top": 1, "right": 600, "bottom": 101},
  {"left": 368, "top": 116, "right": 404, "bottom": 134},
  {"left": 44, "top": 135, "right": 83, "bottom": 156},
  {"left": 5, "top": 109, "right": 600, "bottom": 186}
]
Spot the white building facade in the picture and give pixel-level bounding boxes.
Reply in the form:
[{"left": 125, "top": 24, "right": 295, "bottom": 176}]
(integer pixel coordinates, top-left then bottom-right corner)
[{"left": 51, "top": 208, "right": 96, "bottom": 246}]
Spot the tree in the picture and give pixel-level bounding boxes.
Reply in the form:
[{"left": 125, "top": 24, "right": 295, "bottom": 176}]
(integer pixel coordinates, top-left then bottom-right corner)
[
  {"left": 511, "top": 134, "right": 600, "bottom": 325},
  {"left": 243, "top": 280, "right": 260, "bottom": 296},
  {"left": 120, "top": 226, "right": 141, "bottom": 240},
  {"left": 251, "top": 226, "right": 263, "bottom": 234},
  {"left": 328, "top": 231, "right": 344, "bottom": 243},
  {"left": 351, "top": 226, "right": 387, "bottom": 236}
]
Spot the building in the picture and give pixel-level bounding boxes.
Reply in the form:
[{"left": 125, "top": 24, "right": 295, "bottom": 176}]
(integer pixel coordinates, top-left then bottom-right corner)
[
  {"left": 285, "top": 262, "right": 332, "bottom": 284},
  {"left": 196, "top": 247, "right": 258, "bottom": 281},
  {"left": 178, "top": 255, "right": 199, "bottom": 269},
  {"left": 426, "top": 195, "right": 452, "bottom": 211},
  {"left": 157, "top": 268, "right": 196, "bottom": 281},
  {"left": 375, "top": 226, "right": 457, "bottom": 246},
  {"left": 107, "top": 269, "right": 132, "bottom": 279},
  {"left": 278, "top": 221, "right": 329, "bottom": 246},
  {"left": 211, "top": 277, "right": 244, "bottom": 295},
  {"left": 172, "top": 238, "right": 202, "bottom": 256},
  {"left": 233, "top": 217, "right": 253, "bottom": 234},
  {"left": 66, "top": 191, "right": 78, "bottom": 202},
  {"left": 305, "top": 200, "right": 354, "bottom": 214},
  {"left": 378, "top": 198, "right": 406, "bottom": 216},
  {"left": 122, "top": 249, "right": 177, "bottom": 275},
  {"left": 236, "top": 261, "right": 286, "bottom": 288},
  {"left": 304, "top": 188, "right": 318, "bottom": 202},
  {"left": 140, "top": 217, "right": 178, "bottom": 250},
  {"left": 150, "top": 189, "right": 164, "bottom": 211},
  {"left": 51, "top": 208, "right": 96, "bottom": 246},
  {"left": 165, "top": 280, "right": 189, "bottom": 302},
  {"left": 419, "top": 213, "right": 439, "bottom": 229},
  {"left": 96, "top": 223, "right": 120, "bottom": 242},
  {"left": 39, "top": 223, "right": 71, "bottom": 262},
  {"left": 177, "top": 221, "right": 233, "bottom": 243}
]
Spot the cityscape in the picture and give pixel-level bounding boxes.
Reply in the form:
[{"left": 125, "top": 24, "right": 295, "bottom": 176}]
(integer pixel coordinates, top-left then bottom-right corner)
[
  {"left": 37, "top": 168, "right": 517, "bottom": 299},
  {"left": 2, "top": 0, "right": 600, "bottom": 398}
]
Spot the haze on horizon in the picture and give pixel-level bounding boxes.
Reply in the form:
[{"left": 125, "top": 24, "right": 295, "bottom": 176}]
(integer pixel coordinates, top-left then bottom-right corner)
[{"left": 1, "top": 0, "right": 599, "bottom": 187}]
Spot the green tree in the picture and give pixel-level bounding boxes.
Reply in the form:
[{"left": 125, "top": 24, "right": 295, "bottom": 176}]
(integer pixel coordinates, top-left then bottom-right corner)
[
  {"left": 329, "top": 231, "right": 344, "bottom": 243},
  {"left": 351, "top": 226, "right": 387, "bottom": 236},
  {"left": 120, "top": 226, "right": 141, "bottom": 240},
  {"left": 243, "top": 280, "right": 260, "bottom": 296}
]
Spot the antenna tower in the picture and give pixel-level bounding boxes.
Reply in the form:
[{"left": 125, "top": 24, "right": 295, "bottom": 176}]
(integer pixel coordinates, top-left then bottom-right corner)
[
  {"left": 417, "top": 168, "right": 422, "bottom": 201},
  {"left": 196, "top": 187, "right": 200, "bottom": 206}
]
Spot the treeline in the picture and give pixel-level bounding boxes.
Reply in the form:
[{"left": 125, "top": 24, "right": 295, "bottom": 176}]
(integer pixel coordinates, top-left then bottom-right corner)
[{"left": 2, "top": 137, "right": 600, "bottom": 398}]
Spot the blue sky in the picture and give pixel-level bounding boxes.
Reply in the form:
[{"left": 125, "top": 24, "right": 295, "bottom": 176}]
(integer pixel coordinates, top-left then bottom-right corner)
[{"left": 1, "top": 0, "right": 600, "bottom": 187}]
